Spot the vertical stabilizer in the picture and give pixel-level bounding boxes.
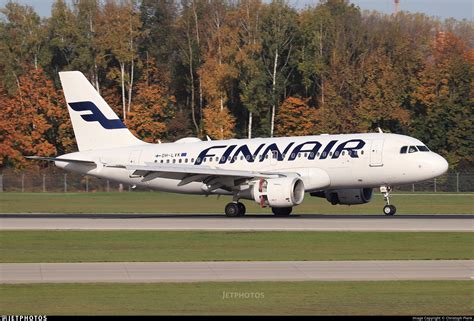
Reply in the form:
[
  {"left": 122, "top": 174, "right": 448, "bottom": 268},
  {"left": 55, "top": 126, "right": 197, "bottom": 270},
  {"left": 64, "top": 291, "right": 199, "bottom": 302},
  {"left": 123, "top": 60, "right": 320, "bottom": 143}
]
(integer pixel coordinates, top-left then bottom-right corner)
[{"left": 59, "top": 71, "right": 144, "bottom": 151}]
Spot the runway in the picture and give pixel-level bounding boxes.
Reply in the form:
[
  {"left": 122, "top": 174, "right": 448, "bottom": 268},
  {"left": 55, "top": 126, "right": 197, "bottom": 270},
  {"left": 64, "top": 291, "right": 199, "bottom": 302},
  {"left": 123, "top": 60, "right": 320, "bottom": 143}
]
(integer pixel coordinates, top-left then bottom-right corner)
[
  {"left": 0, "top": 214, "right": 472, "bottom": 231},
  {"left": 1, "top": 260, "right": 472, "bottom": 283}
]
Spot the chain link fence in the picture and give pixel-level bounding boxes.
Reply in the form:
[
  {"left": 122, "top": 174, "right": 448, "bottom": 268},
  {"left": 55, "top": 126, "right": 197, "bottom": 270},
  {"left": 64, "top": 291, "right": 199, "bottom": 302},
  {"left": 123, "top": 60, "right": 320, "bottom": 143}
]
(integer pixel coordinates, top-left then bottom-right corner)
[{"left": 0, "top": 168, "right": 473, "bottom": 193}]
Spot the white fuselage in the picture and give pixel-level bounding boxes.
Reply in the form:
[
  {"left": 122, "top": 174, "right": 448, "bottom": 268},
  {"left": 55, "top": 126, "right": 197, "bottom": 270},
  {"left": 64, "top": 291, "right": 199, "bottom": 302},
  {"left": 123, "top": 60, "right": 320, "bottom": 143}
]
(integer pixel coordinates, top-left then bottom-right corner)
[{"left": 55, "top": 133, "right": 448, "bottom": 196}]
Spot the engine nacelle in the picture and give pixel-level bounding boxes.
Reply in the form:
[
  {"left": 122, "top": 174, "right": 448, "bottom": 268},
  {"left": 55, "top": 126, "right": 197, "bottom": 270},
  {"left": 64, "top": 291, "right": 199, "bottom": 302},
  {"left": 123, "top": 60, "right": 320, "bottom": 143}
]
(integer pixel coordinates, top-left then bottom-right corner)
[
  {"left": 252, "top": 177, "right": 305, "bottom": 208},
  {"left": 311, "top": 188, "right": 373, "bottom": 205}
]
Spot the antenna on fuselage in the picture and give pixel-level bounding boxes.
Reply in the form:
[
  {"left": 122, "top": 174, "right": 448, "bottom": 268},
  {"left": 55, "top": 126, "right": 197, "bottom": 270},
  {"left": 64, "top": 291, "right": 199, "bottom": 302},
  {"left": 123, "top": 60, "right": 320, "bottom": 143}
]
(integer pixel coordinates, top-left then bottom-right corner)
[
  {"left": 206, "top": 135, "right": 212, "bottom": 141},
  {"left": 377, "top": 127, "right": 383, "bottom": 134}
]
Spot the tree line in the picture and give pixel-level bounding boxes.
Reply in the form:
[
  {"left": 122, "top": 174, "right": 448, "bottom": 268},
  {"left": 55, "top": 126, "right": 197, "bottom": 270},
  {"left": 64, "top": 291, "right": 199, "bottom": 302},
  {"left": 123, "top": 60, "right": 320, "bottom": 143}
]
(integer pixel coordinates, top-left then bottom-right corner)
[{"left": 0, "top": 0, "right": 472, "bottom": 170}]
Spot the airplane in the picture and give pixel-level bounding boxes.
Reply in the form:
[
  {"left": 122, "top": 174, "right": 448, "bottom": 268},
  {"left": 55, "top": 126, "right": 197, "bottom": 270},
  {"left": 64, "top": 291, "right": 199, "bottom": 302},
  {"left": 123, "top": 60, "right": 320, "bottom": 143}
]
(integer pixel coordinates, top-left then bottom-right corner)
[{"left": 27, "top": 71, "right": 449, "bottom": 217}]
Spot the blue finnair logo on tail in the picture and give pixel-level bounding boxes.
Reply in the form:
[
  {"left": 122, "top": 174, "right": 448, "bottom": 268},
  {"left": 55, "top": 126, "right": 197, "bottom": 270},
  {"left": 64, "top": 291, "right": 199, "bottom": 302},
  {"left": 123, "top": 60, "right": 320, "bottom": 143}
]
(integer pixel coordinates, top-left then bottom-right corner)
[{"left": 68, "top": 101, "right": 126, "bottom": 129}]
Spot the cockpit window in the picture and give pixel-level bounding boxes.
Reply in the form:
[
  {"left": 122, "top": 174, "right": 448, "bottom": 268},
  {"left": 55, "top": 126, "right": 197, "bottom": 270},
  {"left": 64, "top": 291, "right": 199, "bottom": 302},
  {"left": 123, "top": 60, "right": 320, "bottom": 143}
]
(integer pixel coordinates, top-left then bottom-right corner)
[
  {"left": 400, "top": 146, "right": 408, "bottom": 154},
  {"left": 408, "top": 146, "right": 418, "bottom": 153},
  {"left": 417, "top": 145, "right": 430, "bottom": 152}
]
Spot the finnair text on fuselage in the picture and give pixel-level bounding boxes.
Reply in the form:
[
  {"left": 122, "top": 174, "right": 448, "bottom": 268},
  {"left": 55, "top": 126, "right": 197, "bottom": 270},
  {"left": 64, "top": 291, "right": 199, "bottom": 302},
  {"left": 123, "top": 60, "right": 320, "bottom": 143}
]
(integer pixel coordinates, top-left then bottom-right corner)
[{"left": 192, "top": 139, "right": 365, "bottom": 165}]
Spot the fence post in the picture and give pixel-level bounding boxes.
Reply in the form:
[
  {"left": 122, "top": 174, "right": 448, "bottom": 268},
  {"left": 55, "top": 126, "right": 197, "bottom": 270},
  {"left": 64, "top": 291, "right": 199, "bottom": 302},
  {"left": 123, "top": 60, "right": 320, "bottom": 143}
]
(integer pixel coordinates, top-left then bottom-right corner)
[
  {"left": 412, "top": 184, "right": 415, "bottom": 192},
  {"left": 21, "top": 174, "right": 25, "bottom": 192},
  {"left": 0, "top": 174, "right": 3, "bottom": 192},
  {"left": 456, "top": 172, "right": 459, "bottom": 193},
  {"left": 42, "top": 174, "right": 46, "bottom": 192},
  {"left": 85, "top": 176, "right": 89, "bottom": 193},
  {"left": 106, "top": 180, "right": 110, "bottom": 193},
  {"left": 64, "top": 173, "right": 67, "bottom": 193},
  {"left": 434, "top": 178, "right": 437, "bottom": 193}
]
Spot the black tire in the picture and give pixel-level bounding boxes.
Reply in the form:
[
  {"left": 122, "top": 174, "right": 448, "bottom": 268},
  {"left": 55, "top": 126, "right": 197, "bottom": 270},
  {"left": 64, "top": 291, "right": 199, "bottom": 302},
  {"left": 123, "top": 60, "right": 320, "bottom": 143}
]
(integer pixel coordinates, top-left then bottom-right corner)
[
  {"left": 383, "top": 205, "right": 396, "bottom": 216},
  {"left": 237, "top": 202, "right": 246, "bottom": 216},
  {"left": 272, "top": 207, "right": 292, "bottom": 216},
  {"left": 225, "top": 202, "right": 240, "bottom": 217}
]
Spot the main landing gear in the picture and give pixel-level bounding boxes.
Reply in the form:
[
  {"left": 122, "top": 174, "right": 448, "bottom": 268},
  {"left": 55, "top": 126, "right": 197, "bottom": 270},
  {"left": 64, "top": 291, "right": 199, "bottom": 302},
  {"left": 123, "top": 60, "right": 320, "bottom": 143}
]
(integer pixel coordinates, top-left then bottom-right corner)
[
  {"left": 225, "top": 202, "right": 246, "bottom": 217},
  {"left": 380, "top": 185, "right": 396, "bottom": 216}
]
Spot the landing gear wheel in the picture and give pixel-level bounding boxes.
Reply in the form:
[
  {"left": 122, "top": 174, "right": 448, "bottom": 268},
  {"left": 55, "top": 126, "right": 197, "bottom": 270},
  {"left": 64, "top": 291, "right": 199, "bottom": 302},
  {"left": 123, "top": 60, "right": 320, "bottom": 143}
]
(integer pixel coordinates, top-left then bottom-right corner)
[
  {"left": 380, "top": 185, "right": 396, "bottom": 216},
  {"left": 383, "top": 205, "right": 396, "bottom": 216},
  {"left": 272, "top": 207, "right": 292, "bottom": 216},
  {"left": 237, "top": 202, "right": 246, "bottom": 216},
  {"left": 225, "top": 202, "right": 241, "bottom": 217}
]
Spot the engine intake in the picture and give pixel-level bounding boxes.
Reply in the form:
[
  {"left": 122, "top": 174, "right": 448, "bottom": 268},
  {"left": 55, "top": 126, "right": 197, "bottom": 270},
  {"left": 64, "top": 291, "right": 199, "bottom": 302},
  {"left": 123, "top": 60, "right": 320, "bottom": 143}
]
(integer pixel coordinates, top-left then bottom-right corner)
[{"left": 252, "top": 177, "right": 305, "bottom": 208}]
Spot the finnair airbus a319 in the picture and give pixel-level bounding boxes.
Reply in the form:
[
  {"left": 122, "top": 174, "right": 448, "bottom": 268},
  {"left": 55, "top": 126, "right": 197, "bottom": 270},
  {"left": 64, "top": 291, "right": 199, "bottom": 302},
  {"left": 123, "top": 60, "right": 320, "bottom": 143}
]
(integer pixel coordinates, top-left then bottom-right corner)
[{"left": 28, "top": 71, "right": 449, "bottom": 216}]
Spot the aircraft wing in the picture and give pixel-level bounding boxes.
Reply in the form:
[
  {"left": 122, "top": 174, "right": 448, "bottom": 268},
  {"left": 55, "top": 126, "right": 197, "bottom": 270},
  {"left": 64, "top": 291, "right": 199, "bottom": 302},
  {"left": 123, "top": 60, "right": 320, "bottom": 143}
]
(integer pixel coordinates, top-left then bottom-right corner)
[
  {"left": 109, "top": 163, "right": 288, "bottom": 191},
  {"left": 125, "top": 164, "right": 280, "bottom": 179}
]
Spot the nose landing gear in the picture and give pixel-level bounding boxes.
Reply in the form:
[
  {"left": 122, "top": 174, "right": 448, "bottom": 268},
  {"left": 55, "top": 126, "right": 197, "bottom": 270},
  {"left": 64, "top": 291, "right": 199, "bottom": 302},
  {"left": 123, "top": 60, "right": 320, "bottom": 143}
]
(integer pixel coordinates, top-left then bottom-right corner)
[{"left": 380, "top": 185, "right": 396, "bottom": 216}]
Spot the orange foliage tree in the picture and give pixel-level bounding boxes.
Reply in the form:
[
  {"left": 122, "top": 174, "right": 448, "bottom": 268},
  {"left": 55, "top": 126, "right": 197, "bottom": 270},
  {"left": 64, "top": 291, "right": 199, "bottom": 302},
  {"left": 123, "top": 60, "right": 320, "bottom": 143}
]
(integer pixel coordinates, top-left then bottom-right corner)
[
  {"left": 410, "top": 32, "right": 474, "bottom": 168},
  {"left": 198, "top": 3, "right": 237, "bottom": 140},
  {"left": 274, "top": 97, "right": 318, "bottom": 137},
  {"left": 0, "top": 67, "right": 74, "bottom": 168},
  {"left": 126, "top": 60, "right": 176, "bottom": 143}
]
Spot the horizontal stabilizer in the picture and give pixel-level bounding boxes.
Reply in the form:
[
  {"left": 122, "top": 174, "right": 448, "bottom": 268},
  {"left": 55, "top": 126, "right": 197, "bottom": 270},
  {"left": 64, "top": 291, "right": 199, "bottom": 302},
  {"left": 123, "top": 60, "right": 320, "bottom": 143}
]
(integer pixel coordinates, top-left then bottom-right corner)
[{"left": 25, "top": 156, "right": 96, "bottom": 164}]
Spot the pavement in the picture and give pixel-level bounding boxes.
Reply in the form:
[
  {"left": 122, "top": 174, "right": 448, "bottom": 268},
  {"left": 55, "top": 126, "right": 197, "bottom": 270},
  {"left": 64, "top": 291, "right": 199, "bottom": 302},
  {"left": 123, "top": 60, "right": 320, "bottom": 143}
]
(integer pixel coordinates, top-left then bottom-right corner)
[
  {"left": 1, "top": 214, "right": 472, "bottom": 231},
  {"left": 1, "top": 260, "right": 472, "bottom": 283}
]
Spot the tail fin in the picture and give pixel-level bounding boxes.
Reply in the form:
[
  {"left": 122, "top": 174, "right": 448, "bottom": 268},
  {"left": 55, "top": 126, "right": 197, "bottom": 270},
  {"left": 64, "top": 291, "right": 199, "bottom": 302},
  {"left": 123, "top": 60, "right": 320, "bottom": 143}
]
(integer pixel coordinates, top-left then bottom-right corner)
[{"left": 59, "top": 71, "right": 144, "bottom": 151}]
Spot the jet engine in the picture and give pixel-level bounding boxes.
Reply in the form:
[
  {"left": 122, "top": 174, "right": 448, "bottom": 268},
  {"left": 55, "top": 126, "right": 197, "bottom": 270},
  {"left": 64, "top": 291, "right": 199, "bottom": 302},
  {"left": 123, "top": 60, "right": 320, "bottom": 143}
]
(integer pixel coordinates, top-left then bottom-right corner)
[
  {"left": 311, "top": 188, "right": 373, "bottom": 205},
  {"left": 252, "top": 176, "right": 305, "bottom": 208}
]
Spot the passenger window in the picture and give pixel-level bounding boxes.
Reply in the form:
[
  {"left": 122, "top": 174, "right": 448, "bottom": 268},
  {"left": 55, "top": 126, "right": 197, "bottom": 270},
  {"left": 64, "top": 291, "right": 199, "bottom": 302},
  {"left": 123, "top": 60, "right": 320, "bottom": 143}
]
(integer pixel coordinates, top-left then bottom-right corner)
[
  {"left": 400, "top": 146, "right": 407, "bottom": 154},
  {"left": 185, "top": 159, "right": 188, "bottom": 163}
]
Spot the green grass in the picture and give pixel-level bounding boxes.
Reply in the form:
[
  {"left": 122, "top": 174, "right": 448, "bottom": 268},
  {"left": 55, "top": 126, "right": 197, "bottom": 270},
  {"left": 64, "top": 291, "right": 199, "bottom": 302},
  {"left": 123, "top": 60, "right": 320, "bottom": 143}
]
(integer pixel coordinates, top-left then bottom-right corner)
[
  {"left": 0, "top": 192, "right": 473, "bottom": 214},
  {"left": 1, "top": 231, "right": 472, "bottom": 263},
  {"left": 1, "top": 281, "right": 472, "bottom": 315}
]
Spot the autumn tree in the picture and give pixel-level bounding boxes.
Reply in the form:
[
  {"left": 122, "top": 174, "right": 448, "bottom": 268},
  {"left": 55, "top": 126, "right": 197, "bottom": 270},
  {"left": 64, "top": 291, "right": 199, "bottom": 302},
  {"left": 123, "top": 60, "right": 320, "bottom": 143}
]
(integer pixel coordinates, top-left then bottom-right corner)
[
  {"left": 410, "top": 32, "right": 473, "bottom": 169},
  {"left": 198, "top": 0, "right": 237, "bottom": 139},
  {"left": 96, "top": 0, "right": 143, "bottom": 120},
  {"left": 73, "top": 0, "right": 102, "bottom": 91},
  {"left": 126, "top": 59, "right": 176, "bottom": 143},
  {"left": 260, "top": 0, "right": 299, "bottom": 137},
  {"left": 0, "top": 2, "right": 46, "bottom": 92},
  {"left": 0, "top": 67, "right": 74, "bottom": 168},
  {"left": 275, "top": 97, "right": 318, "bottom": 137},
  {"left": 234, "top": 0, "right": 268, "bottom": 138}
]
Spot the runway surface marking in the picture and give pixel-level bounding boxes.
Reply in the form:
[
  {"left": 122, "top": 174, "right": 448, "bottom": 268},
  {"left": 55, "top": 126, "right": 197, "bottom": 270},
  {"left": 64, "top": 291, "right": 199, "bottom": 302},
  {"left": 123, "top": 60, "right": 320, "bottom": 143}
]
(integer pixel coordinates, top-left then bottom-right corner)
[
  {"left": 1, "top": 215, "right": 473, "bottom": 231},
  {"left": 1, "top": 260, "right": 472, "bottom": 283}
]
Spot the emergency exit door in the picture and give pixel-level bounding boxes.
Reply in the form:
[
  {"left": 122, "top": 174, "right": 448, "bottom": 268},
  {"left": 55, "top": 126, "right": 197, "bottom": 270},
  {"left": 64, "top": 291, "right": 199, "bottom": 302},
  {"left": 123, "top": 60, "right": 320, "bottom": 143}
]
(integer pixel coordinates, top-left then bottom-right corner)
[{"left": 369, "top": 139, "right": 384, "bottom": 167}]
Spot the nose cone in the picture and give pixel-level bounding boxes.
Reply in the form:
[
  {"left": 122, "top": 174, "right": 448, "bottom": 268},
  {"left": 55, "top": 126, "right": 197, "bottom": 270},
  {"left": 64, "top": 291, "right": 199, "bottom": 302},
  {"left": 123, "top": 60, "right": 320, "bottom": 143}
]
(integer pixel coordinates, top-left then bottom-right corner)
[{"left": 431, "top": 153, "right": 449, "bottom": 177}]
